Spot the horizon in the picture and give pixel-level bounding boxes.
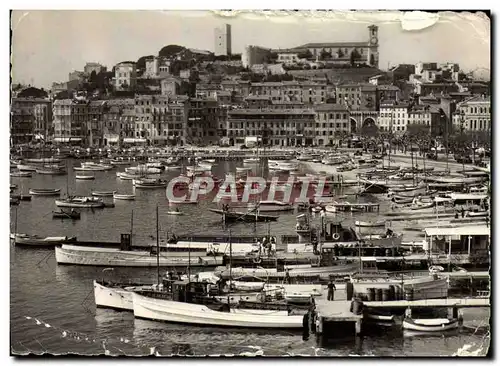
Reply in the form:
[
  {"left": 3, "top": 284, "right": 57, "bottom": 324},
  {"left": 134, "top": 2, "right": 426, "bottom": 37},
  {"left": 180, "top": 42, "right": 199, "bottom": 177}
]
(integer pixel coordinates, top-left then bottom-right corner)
[{"left": 11, "top": 10, "right": 490, "bottom": 89}]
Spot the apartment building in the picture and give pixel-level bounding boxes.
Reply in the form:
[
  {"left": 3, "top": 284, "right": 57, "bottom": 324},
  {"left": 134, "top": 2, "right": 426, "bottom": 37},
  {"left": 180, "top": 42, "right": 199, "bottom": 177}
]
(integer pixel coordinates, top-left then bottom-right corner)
[
  {"left": 452, "top": 95, "right": 491, "bottom": 132},
  {"left": 313, "top": 104, "right": 351, "bottom": 146}
]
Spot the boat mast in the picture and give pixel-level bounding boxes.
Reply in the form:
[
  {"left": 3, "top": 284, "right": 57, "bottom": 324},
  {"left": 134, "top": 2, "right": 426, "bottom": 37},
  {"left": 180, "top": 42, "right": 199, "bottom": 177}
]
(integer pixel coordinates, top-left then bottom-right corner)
[
  {"left": 156, "top": 205, "right": 160, "bottom": 285},
  {"left": 188, "top": 237, "right": 191, "bottom": 281},
  {"left": 14, "top": 206, "right": 18, "bottom": 236},
  {"left": 130, "top": 209, "right": 134, "bottom": 247},
  {"left": 227, "top": 229, "right": 232, "bottom": 305}
]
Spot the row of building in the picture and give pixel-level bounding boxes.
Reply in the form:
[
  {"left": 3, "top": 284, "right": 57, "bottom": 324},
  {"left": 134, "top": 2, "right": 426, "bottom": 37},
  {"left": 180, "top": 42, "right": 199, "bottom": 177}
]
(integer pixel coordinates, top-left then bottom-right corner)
[{"left": 11, "top": 91, "right": 491, "bottom": 147}]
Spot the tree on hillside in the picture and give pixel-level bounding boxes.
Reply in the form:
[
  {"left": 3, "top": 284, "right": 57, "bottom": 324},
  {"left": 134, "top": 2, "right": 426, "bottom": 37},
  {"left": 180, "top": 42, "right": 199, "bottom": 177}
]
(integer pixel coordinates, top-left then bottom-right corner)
[
  {"left": 319, "top": 49, "right": 332, "bottom": 61},
  {"left": 267, "top": 52, "right": 279, "bottom": 63},
  {"left": 17, "top": 87, "right": 48, "bottom": 99},
  {"left": 89, "top": 70, "right": 97, "bottom": 83},
  {"left": 350, "top": 49, "right": 362, "bottom": 66},
  {"left": 136, "top": 55, "right": 155, "bottom": 75},
  {"left": 337, "top": 48, "right": 344, "bottom": 58},
  {"left": 370, "top": 54, "right": 375, "bottom": 66},
  {"left": 158, "top": 45, "right": 185, "bottom": 58},
  {"left": 297, "top": 50, "right": 313, "bottom": 59}
]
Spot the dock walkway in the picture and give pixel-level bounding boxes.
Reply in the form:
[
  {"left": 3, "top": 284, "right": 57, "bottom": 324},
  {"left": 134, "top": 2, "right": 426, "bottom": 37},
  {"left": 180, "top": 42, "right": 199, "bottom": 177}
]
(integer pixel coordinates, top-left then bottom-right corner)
[
  {"left": 314, "top": 299, "right": 363, "bottom": 335},
  {"left": 364, "top": 297, "right": 490, "bottom": 309}
]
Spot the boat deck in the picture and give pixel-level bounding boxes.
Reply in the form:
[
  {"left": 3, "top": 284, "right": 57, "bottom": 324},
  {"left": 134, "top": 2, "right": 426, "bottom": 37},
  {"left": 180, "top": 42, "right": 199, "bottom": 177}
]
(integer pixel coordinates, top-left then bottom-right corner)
[{"left": 364, "top": 297, "right": 490, "bottom": 308}]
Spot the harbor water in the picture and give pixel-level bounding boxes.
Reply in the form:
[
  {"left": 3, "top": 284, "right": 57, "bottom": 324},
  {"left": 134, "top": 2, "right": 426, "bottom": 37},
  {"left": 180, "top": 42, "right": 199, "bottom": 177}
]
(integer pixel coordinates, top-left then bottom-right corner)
[{"left": 10, "top": 159, "right": 490, "bottom": 356}]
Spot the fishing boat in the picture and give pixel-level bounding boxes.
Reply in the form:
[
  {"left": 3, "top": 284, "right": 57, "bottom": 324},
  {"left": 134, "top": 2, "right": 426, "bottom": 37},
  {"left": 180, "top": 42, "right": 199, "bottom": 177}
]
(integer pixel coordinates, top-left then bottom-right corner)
[
  {"left": 410, "top": 201, "right": 435, "bottom": 210},
  {"left": 55, "top": 244, "right": 223, "bottom": 267},
  {"left": 11, "top": 233, "right": 77, "bottom": 247},
  {"left": 81, "top": 162, "right": 114, "bottom": 171},
  {"left": 55, "top": 196, "right": 105, "bottom": 208},
  {"left": 209, "top": 208, "right": 278, "bottom": 222},
  {"left": 248, "top": 200, "right": 294, "bottom": 212},
  {"left": 425, "top": 176, "right": 485, "bottom": 185},
  {"left": 113, "top": 192, "right": 135, "bottom": 200},
  {"left": 126, "top": 165, "right": 162, "bottom": 175},
  {"left": 402, "top": 318, "right": 459, "bottom": 332},
  {"left": 10, "top": 171, "right": 32, "bottom": 178},
  {"left": 94, "top": 280, "right": 154, "bottom": 311},
  {"left": 17, "top": 164, "right": 38, "bottom": 172},
  {"left": 388, "top": 184, "right": 427, "bottom": 197},
  {"left": 110, "top": 159, "right": 132, "bottom": 166},
  {"left": 131, "top": 291, "right": 303, "bottom": 329},
  {"left": 26, "top": 157, "right": 62, "bottom": 164},
  {"left": 467, "top": 210, "right": 488, "bottom": 217},
  {"left": 75, "top": 175, "right": 95, "bottom": 180},
  {"left": 243, "top": 157, "right": 260, "bottom": 164},
  {"left": 167, "top": 209, "right": 184, "bottom": 216},
  {"left": 36, "top": 167, "right": 66, "bottom": 175},
  {"left": 53, "top": 209, "right": 81, "bottom": 220},
  {"left": 392, "top": 196, "right": 413, "bottom": 204},
  {"left": 29, "top": 188, "right": 61, "bottom": 196},
  {"left": 133, "top": 178, "right": 167, "bottom": 189},
  {"left": 10, "top": 194, "right": 32, "bottom": 201},
  {"left": 92, "top": 191, "right": 115, "bottom": 197},
  {"left": 355, "top": 220, "right": 386, "bottom": 228},
  {"left": 169, "top": 199, "right": 198, "bottom": 205}
]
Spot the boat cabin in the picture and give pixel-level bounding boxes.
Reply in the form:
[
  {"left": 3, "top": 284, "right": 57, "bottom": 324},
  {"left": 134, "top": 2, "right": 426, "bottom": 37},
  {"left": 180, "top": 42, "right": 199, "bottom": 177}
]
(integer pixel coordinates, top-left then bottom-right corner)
[{"left": 424, "top": 225, "right": 490, "bottom": 266}]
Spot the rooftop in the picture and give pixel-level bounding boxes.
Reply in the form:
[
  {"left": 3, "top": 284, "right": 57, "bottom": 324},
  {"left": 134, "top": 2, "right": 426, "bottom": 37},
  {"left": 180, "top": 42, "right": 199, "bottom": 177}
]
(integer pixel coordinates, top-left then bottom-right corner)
[
  {"left": 295, "top": 42, "right": 369, "bottom": 49},
  {"left": 425, "top": 225, "right": 490, "bottom": 237},
  {"left": 229, "top": 109, "right": 315, "bottom": 116}
]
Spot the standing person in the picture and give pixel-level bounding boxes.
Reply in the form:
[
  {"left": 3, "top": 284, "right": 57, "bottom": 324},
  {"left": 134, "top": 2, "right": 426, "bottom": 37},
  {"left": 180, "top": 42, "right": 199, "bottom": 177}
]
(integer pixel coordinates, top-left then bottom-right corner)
[
  {"left": 284, "top": 268, "right": 291, "bottom": 284},
  {"left": 327, "top": 280, "right": 336, "bottom": 301}
]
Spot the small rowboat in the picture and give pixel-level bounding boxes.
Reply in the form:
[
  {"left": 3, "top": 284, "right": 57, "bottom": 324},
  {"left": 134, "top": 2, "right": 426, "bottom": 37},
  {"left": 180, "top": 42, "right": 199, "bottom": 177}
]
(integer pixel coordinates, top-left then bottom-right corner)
[
  {"left": 365, "top": 313, "right": 395, "bottom": 322},
  {"left": 392, "top": 196, "right": 413, "bottom": 204},
  {"left": 167, "top": 210, "right": 185, "bottom": 216},
  {"left": 113, "top": 193, "right": 135, "bottom": 201},
  {"left": 76, "top": 175, "right": 95, "bottom": 180},
  {"left": 10, "top": 171, "right": 32, "bottom": 178},
  {"left": 410, "top": 202, "right": 434, "bottom": 210},
  {"left": 169, "top": 199, "right": 198, "bottom": 205},
  {"left": 53, "top": 209, "right": 81, "bottom": 220},
  {"left": 29, "top": 188, "right": 61, "bottom": 196},
  {"left": 355, "top": 220, "right": 386, "bottom": 228},
  {"left": 92, "top": 191, "right": 115, "bottom": 197},
  {"left": 402, "top": 318, "right": 459, "bottom": 332},
  {"left": 467, "top": 210, "right": 488, "bottom": 217}
]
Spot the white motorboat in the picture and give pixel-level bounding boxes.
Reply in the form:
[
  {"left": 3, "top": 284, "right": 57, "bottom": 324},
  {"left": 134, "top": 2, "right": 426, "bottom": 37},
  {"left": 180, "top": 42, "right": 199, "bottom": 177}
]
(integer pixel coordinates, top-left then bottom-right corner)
[
  {"left": 81, "top": 162, "right": 114, "bottom": 171},
  {"left": 402, "top": 317, "right": 459, "bottom": 332},
  {"left": 17, "top": 164, "right": 38, "bottom": 172},
  {"left": 113, "top": 192, "right": 135, "bottom": 200},
  {"left": 29, "top": 188, "right": 61, "bottom": 196},
  {"left": 55, "top": 196, "right": 105, "bottom": 208},
  {"left": 94, "top": 280, "right": 153, "bottom": 311},
  {"left": 126, "top": 165, "right": 162, "bottom": 175},
  {"left": 11, "top": 233, "right": 76, "bottom": 247},
  {"left": 131, "top": 292, "right": 303, "bottom": 328},
  {"left": 36, "top": 167, "right": 66, "bottom": 175},
  {"left": 75, "top": 175, "right": 95, "bottom": 180},
  {"left": 26, "top": 157, "right": 61, "bottom": 164},
  {"left": 10, "top": 171, "right": 32, "bottom": 178},
  {"left": 55, "top": 245, "right": 223, "bottom": 267},
  {"left": 133, "top": 178, "right": 167, "bottom": 189}
]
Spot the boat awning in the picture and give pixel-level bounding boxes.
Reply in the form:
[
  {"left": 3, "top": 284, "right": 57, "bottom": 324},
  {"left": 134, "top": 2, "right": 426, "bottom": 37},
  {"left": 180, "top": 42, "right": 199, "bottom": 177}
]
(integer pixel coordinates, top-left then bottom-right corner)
[
  {"left": 53, "top": 137, "right": 82, "bottom": 142},
  {"left": 425, "top": 226, "right": 490, "bottom": 237}
]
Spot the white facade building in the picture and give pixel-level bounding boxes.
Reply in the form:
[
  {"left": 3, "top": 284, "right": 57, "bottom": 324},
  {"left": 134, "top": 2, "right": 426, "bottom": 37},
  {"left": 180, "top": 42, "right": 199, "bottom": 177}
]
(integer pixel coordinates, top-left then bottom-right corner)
[{"left": 452, "top": 95, "right": 491, "bottom": 132}]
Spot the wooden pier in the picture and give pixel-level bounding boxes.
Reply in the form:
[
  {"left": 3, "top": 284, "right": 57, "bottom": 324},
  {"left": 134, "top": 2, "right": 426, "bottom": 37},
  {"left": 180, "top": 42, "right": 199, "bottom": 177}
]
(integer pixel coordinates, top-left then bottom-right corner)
[
  {"left": 313, "top": 299, "right": 363, "bottom": 335},
  {"left": 364, "top": 297, "right": 490, "bottom": 309}
]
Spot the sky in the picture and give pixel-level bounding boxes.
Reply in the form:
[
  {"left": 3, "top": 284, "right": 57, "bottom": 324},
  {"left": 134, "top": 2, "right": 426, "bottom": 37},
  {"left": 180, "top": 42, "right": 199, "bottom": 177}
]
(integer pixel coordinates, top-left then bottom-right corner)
[{"left": 11, "top": 10, "right": 490, "bottom": 89}]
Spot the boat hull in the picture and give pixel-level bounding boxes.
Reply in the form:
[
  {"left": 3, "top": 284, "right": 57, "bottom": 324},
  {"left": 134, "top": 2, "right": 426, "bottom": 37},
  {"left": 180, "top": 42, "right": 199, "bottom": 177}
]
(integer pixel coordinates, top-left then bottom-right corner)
[
  {"left": 55, "top": 200, "right": 104, "bottom": 208},
  {"left": 29, "top": 189, "right": 61, "bottom": 196},
  {"left": 132, "top": 293, "right": 303, "bottom": 328},
  {"left": 402, "top": 318, "right": 459, "bottom": 332},
  {"left": 55, "top": 245, "right": 223, "bottom": 267}
]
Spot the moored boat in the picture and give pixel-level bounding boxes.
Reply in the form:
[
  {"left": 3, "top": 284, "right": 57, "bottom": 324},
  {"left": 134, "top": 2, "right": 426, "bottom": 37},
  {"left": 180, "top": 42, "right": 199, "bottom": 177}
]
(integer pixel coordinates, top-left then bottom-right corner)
[
  {"left": 53, "top": 209, "right": 81, "bottom": 220},
  {"left": 55, "top": 196, "right": 105, "bottom": 208},
  {"left": 11, "top": 233, "right": 77, "bottom": 247},
  {"left": 402, "top": 317, "right": 459, "bottom": 332},
  {"left": 355, "top": 220, "right": 386, "bottom": 228},
  {"left": 36, "top": 167, "right": 66, "bottom": 175},
  {"left": 131, "top": 291, "right": 303, "bottom": 328},
  {"left": 75, "top": 175, "right": 95, "bottom": 180},
  {"left": 133, "top": 178, "right": 167, "bottom": 189},
  {"left": 113, "top": 192, "right": 135, "bottom": 200},
  {"left": 10, "top": 171, "right": 32, "bottom": 178},
  {"left": 17, "top": 164, "right": 38, "bottom": 172},
  {"left": 167, "top": 209, "right": 184, "bottom": 216},
  {"left": 29, "top": 188, "right": 61, "bottom": 196},
  {"left": 92, "top": 191, "right": 115, "bottom": 197}
]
